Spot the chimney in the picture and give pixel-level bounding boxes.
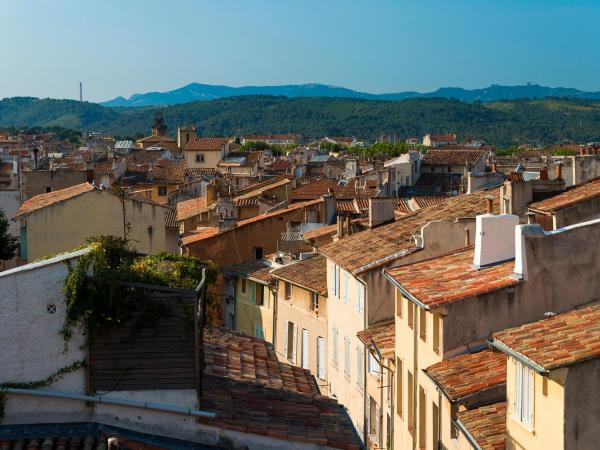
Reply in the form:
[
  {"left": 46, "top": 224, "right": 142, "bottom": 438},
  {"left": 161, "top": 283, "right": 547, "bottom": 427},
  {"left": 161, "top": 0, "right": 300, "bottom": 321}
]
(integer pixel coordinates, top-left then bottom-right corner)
[
  {"left": 539, "top": 166, "right": 549, "bottom": 180},
  {"left": 485, "top": 196, "right": 494, "bottom": 214},
  {"left": 346, "top": 215, "right": 352, "bottom": 236},
  {"left": 473, "top": 213, "right": 520, "bottom": 268},
  {"left": 323, "top": 189, "right": 337, "bottom": 225},
  {"left": 555, "top": 163, "right": 562, "bottom": 180},
  {"left": 368, "top": 197, "right": 396, "bottom": 228},
  {"left": 337, "top": 215, "right": 344, "bottom": 237},
  {"left": 492, "top": 162, "right": 498, "bottom": 173}
]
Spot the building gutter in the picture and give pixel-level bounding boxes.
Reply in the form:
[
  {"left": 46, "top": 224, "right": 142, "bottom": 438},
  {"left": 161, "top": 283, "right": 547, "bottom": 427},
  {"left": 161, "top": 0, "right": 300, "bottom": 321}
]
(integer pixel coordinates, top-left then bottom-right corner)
[
  {"left": 489, "top": 339, "right": 548, "bottom": 375},
  {"left": 453, "top": 418, "right": 483, "bottom": 450},
  {"left": 382, "top": 270, "right": 430, "bottom": 311},
  {"left": 1, "top": 388, "right": 216, "bottom": 419}
]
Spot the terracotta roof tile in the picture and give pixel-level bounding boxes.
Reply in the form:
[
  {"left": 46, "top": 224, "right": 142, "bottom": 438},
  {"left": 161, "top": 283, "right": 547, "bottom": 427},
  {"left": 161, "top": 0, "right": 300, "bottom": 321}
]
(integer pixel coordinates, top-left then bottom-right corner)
[
  {"left": 411, "top": 195, "right": 450, "bottom": 209},
  {"left": 396, "top": 198, "right": 412, "bottom": 214},
  {"left": 292, "top": 178, "right": 379, "bottom": 201},
  {"left": 430, "top": 133, "right": 457, "bottom": 142},
  {"left": 151, "top": 159, "right": 185, "bottom": 184},
  {"left": 529, "top": 179, "right": 600, "bottom": 213},
  {"left": 14, "top": 183, "right": 93, "bottom": 219},
  {"left": 424, "top": 350, "right": 506, "bottom": 402},
  {"left": 385, "top": 247, "right": 520, "bottom": 309},
  {"left": 176, "top": 197, "right": 208, "bottom": 222},
  {"left": 423, "top": 149, "right": 485, "bottom": 166},
  {"left": 270, "top": 256, "right": 328, "bottom": 295},
  {"left": 357, "top": 322, "right": 395, "bottom": 356},
  {"left": 235, "top": 178, "right": 290, "bottom": 201},
  {"left": 493, "top": 304, "right": 600, "bottom": 371},
  {"left": 457, "top": 402, "right": 506, "bottom": 450},
  {"left": 302, "top": 224, "right": 338, "bottom": 241},
  {"left": 337, "top": 200, "right": 357, "bottom": 214},
  {"left": 222, "top": 259, "right": 273, "bottom": 283},
  {"left": 199, "top": 327, "right": 360, "bottom": 449},
  {"left": 185, "top": 137, "right": 228, "bottom": 151},
  {"left": 319, "top": 188, "right": 501, "bottom": 274},
  {"left": 186, "top": 168, "right": 216, "bottom": 177},
  {"left": 164, "top": 207, "right": 178, "bottom": 228},
  {"left": 270, "top": 159, "right": 292, "bottom": 172}
]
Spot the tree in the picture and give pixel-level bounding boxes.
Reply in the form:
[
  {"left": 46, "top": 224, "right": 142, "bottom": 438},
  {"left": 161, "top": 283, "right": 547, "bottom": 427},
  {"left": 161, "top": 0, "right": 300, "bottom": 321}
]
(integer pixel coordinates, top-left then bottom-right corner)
[{"left": 0, "top": 208, "right": 18, "bottom": 261}]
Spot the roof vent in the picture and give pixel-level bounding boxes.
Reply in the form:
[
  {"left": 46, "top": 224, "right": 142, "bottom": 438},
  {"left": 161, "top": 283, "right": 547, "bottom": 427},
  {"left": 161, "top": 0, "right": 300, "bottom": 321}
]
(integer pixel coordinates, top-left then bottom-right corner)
[
  {"left": 473, "top": 213, "right": 520, "bottom": 267},
  {"left": 544, "top": 311, "right": 556, "bottom": 319}
]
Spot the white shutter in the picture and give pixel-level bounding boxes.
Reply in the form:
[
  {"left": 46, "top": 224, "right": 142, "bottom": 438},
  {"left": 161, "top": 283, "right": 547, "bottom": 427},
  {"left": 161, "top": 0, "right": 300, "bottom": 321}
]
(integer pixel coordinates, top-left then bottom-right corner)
[
  {"left": 333, "top": 264, "right": 338, "bottom": 297},
  {"left": 357, "top": 346, "right": 364, "bottom": 387},
  {"left": 317, "top": 337, "right": 326, "bottom": 379},
  {"left": 356, "top": 280, "right": 364, "bottom": 313},
  {"left": 344, "top": 336, "right": 350, "bottom": 376},
  {"left": 524, "top": 366, "right": 533, "bottom": 427},
  {"left": 284, "top": 321, "right": 289, "bottom": 359},
  {"left": 292, "top": 323, "right": 298, "bottom": 363},
  {"left": 251, "top": 281, "right": 256, "bottom": 304},
  {"left": 515, "top": 362, "right": 523, "bottom": 422},
  {"left": 343, "top": 272, "right": 349, "bottom": 304},
  {"left": 332, "top": 327, "right": 338, "bottom": 366},
  {"left": 302, "top": 329, "right": 309, "bottom": 369}
]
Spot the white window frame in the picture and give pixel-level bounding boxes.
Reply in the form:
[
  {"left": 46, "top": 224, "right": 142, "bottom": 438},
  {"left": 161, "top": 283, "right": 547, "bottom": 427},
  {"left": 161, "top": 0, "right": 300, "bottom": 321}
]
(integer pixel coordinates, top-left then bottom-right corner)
[
  {"left": 343, "top": 271, "right": 349, "bottom": 305},
  {"left": 356, "top": 345, "right": 364, "bottom": 388},
  {"left": 317, "top": 337, "right": 326, "bottom": 379},
  {"left": 332, "top": 327, "right": 338, "bottom": 367},
  {"left": 368, "top": 352, "right": 380, "bottom": 375},
  {"left": 344, "top": 336, "right": 351, "bottom": 378},
  {"left": 285, "top": 321, "right": 298, "bottom": 363},
  {"left": 356, "top": 279, "right": 364, "bottom": 313},
  {"left": 514, "top": 361, "right": 534, "bottom": 428},
  {"left": 301, "top": 329, "right": 309, "bottom": 369}
]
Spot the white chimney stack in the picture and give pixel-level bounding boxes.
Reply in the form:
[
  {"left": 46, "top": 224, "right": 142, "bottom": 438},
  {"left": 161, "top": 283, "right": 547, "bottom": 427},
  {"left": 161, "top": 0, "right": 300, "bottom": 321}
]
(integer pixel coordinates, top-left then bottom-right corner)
[{"left": 473, "top": 213, "right": 520, "bottom": 267}]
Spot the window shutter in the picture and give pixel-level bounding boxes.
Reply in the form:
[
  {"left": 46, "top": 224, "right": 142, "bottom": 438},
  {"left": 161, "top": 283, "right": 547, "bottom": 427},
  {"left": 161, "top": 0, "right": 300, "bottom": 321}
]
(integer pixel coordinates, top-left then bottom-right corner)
[
  {"left": 344, "top": 336, "right": 350, "bottom": 376},
  {"left": 292, "top": 323, "right": 298, "bottom": 363},
  {"left": 302, "top": 329, "right": 309, "bottom": 369},
  {"left": 515, "top": 362, "right": 523, "bottom": 421},
  {"left": 251, "top": 282, "right": 256, "bottom": 304},
  {"left": 336, "top": 265, "right": 341, "bottom": 298},
  {"left": 318, "top": 337, "right": 326, "bottom": 379},
  {"left": 344, "top": 272, "right": 349, "bottom": 304},
  {"left": 284, "top": 321, "right": 289, "bottom": 359},
  {"left": 356, "top": 281, "right": 364, "bottom": 313},
  {"left": 357, "top": 346, "right": 364, "bottom": 387}
]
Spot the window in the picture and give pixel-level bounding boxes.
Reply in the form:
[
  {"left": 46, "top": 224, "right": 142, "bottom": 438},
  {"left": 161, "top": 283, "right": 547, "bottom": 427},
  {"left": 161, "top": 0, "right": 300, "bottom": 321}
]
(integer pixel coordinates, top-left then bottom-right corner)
[
  {"left": 254, "top": 283, "right": 264, "bottom": 306},
  {"left": 195, "top": 153, "right": 205, "bottom": 163},
  {"left": 356, "top": 345, "right": 364, "bottom": 388},
  {"left": 450, "top": 403, "right": 459, "bottom": 439},
  {"left": 368, "top": 352, "right": 379, "bottom": 375},
  {"left": 418, "top": 386, "right": 426, "bottom": 449},
  {"left": 344, "top": 336, "right": 350, "bottom": 377},
  {"left": 158, "top": 185, "right": 167, "bottom": 196},
  {"left": 397, "top": 358, "right": 403, "bottom": 418},
  {"left": 45, "top": 186, "right": 52, "bottom": 193},
  {"left": 432, "top": 402, "right": 439, "bottom": 449},
  {"left": 514, "top": 361, "right": 534, "bottom": 428},
  {"left": 332, "top": 327, "right": 339, "bottom": 367},
  {"left": 356, "top": 280, "right": 364, "bottom": 313},
  {"left": 317, "top": 337, "right": 326, "bottom": 379},
  {"left": 343, "top": 271, "right": 349, "bottom": 304},
  {"left": 396, "top": 290, "right": 402, "bottom": 318},
  {"left": 408, "top": 370, "right": 414, "bottom": 435},
  {"left": 285, "top": 282, "right": 292, "bottom": 300},
  {"left": 253, "top": 246, "right": 263, "bottom": 260},
  {"left": 285, "top": 321, "right": 298, "bottom": 362},
  {"left": 408, "top": 302, "right": 414, "bottom": 329},
  {"left": 254, "top": 323, "right": 264, "bottom": 340},
  {"left": 433, "top": 313, "right": 440, "bottom": 354},
  {"left": 333, "top": 264, "right": 340, "bottom": 298},
  {"left": 310, "top": 292, "right": 319, "bottom": 313},
  {"left": 369, "top": 396, "right": 381, "bottom": 446},
  {"left": 301, "top": 329, "right": 309, "bottom": 369},
  {"left": 419, "top": 308, "right": 427, "bottom": 342},
  {"left": 241, "top": 278, "right": 246, "bottom": 293}
]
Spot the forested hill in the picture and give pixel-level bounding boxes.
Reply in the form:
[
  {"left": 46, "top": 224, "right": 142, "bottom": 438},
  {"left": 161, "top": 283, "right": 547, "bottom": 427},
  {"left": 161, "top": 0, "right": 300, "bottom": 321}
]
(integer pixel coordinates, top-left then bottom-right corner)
[{"left": 1, "top": 96, "right": 600, "bottom": 145}]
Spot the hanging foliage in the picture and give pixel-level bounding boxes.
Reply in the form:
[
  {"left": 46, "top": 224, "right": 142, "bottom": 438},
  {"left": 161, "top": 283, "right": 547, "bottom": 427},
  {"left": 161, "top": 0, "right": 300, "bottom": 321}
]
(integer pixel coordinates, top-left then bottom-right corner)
[{"left": 62, "top": 235, "right": 217, "bottom": 341}]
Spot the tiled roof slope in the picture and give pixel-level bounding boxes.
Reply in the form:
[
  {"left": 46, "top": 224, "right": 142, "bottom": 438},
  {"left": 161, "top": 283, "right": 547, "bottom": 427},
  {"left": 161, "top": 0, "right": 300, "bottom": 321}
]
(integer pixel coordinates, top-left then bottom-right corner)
[
  {"left": 357, "top": 321, "right": 395, "bottom": 356},
  {"left": 14, "top": 183, "right": 93, "bottom": 219},
  {"left": 176, "top": 197, "right": 208, "bottom": 222},
  {"left": 422, "top": 149, "right": 485, "bottom": 166},
  {"left": 236, "top": 176, "right": 287, "bottom": 195},
  {"left": 185, "top": 137, "right": 228, "bottom": 151},
  {"left": 529, "top": 179, "right": 600, "bottom": 213},
  {"left": 291, "top": 178, "right": 379, "bottom": 201},
  {"left": 385, "top": 247, "right": 519, "bottom": 309},
  {"left": 199, "top": 327, "right": 360, "bottom": 449},
  {"left": 493, "top": 304, "right": 600, "bottom": 371},
  {"left": 270, "top": 255, "right": 328, "bottom": 295},
  {"left": 424, "top": 350, "right": 506, "bottom": 402},
  {"left": 235, "top": 178, "right": 290, "bottom": 200},
  {"left": 319, "top": 187, "right": 500, "bottom": 274},
  {"left": 222, "top": 259, "right": 273, "bottom": 283},
  {"left": 457, "top": 402, "right": 506, "bottom": 450},
  {"left": 152, "top": 159, "right": 185, "bottom": 184}
]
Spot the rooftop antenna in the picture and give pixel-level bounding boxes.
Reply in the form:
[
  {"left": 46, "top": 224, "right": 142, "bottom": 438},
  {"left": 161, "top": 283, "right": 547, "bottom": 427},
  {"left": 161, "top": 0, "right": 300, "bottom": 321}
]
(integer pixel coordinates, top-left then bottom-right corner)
[{"left": 79, "top": 82, "right": 83, "bottom": 102}]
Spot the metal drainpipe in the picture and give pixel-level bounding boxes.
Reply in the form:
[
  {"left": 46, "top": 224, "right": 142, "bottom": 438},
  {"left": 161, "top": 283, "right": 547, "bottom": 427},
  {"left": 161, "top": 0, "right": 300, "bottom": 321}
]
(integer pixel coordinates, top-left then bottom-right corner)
[
  {"left": 1, "top": 388, "right": 216, "bottom": 418},
  {"left": 412, "top": 303, "right": 418, "bottom": 450},
  {"left": 271, "top": 281, "right": 279, "bottom": 349},
  {"left": 437, "top": 389, "right": 442, "bottom": 450}
]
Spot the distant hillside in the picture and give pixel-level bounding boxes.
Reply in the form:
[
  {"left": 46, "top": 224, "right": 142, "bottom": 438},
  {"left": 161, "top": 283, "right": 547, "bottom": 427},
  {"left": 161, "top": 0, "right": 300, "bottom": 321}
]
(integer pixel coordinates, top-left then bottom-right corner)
[
  {"left": 2, "top": 96, "right": 600, "bottom": 145},
  {"left": 100, "top": 82, "right": 600, "bottom": 107}
]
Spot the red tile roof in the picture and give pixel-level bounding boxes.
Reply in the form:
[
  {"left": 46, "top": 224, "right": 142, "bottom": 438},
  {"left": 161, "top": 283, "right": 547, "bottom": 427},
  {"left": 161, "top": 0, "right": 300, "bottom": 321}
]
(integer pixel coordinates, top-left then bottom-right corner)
[
  {"left": 185, "top": 137, "right": 228, "bottom": 151},
  {"left": 430, "top": 133, "right": 457, "bottom": 142},
  {"left": 14, "top": 183, "right": 93, "bottom": 219},
  {"left": 292, "top": 178, "right": 378, "bottom": 201},
  {"left": 270, "top": 255, "right": 328, "bottom": 295},
  {"left": 457, "top": 402, "right": 506, "bottom": 450},
  {"left": 493, "top": 304, "right": 600, "bottom": 371},
  {"left": 222, "top": 259, "right": 273, "bottom": 284},
  {"left": 302, "top": 223, "right": 338, "bottom": 241},
  {"left": 424, "top": 350, "right": 506, "bottom": 402},
  {"left": 384, "top": 247, "right": 520, "bottom": 309},
  {"left": 270, "top": 159, "right": 292, "bottom": 172},
  {"left": 151, "top": 159, "right": 185, "bottom": 184},
  {"left": 235, "top": 177, "right": 290, "bottom": 201},
  {"left": 529, "top": 179, "right": 600, "bottom": 213},
  {"left": 357, "top": 321, "right": 395, "bottom": 357},
  {"left": 319, "top": 187, "right": 501, "bottom": 274},
  {"left": 176, "top": 197, "right": 208, "bottom": 222},
  {"left": 423, "top": 149, "right": 485, "bottom": 166},
  {"left": 411, "top": 195, "right": 450, "bottom": 209},
  {"left": 199, "top": 326, "right": 360, "bottom": 449},
  {"left": 337, "top": 200, "right": 357, "bottom": 214}
]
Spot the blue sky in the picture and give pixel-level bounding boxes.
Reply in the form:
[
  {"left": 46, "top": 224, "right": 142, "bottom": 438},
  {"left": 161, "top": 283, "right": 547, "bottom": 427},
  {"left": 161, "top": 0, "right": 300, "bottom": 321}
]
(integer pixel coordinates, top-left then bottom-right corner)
[{"left": 2, "top": 0, "right": 599, "bottom": 102}]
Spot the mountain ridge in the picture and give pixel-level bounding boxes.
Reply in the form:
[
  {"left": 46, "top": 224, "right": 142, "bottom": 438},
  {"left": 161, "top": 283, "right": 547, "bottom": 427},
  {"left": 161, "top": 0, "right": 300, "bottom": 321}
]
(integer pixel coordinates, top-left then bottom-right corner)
[{"left": 100, "top": 82, "right": 600, "bottom": 107}]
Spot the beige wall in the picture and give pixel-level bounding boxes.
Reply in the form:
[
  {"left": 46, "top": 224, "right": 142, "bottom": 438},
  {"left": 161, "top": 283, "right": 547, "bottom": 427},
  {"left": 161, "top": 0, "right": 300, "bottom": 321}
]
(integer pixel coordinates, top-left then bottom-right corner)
[
  {"left": 184, "top": 148, "right": 226, "bottom": 170},
  {"left": 274, "top": 279, "right": 327, "bottom": 390},
  {"left": 235, "top": 277, "right": 275, "bottom": 343},
  {"left": 22, "top": 190, "right": 177, "bottom": 261}
]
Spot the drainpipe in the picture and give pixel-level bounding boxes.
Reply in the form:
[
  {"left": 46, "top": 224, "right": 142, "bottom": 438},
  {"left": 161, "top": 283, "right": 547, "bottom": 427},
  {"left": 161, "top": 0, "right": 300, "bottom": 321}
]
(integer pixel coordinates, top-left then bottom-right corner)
[
  {"left": 194, "top": 269, "right": 207, "bottom": 404},
  {"left": 271, "top": 280, "right": 279, "bottom": 349},
  {"left": 437, "top": 389, "right": 442, "bottom": 450},
  {"left": 412, "top": 303, "right": 418, "bottom": 450},
  {"left": 1, "top": 388, "right": 216, "bottom": 419}
]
